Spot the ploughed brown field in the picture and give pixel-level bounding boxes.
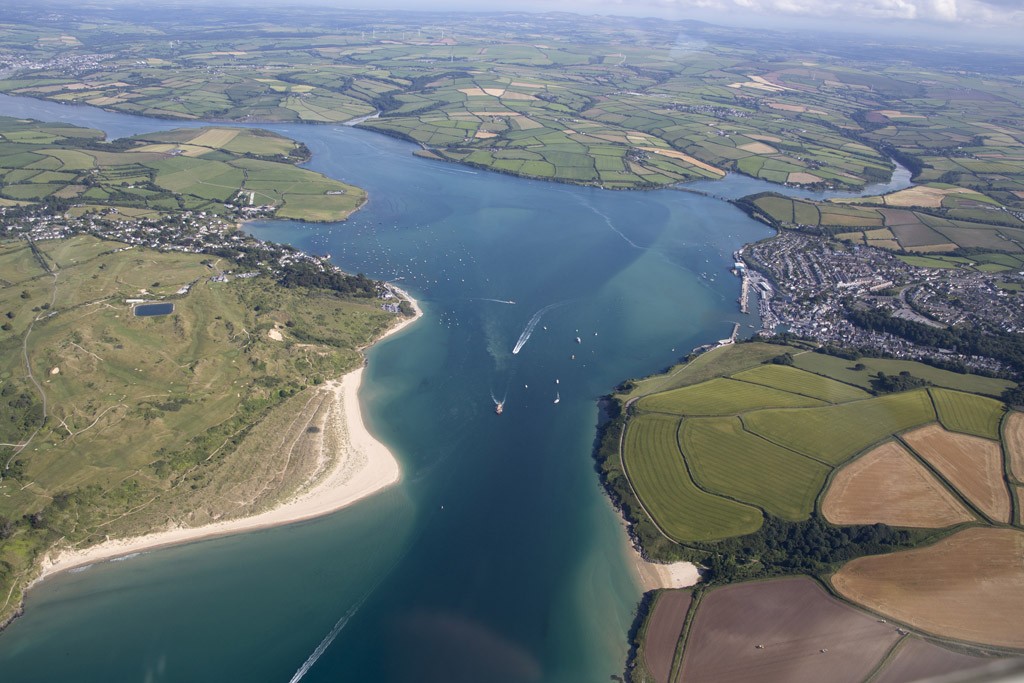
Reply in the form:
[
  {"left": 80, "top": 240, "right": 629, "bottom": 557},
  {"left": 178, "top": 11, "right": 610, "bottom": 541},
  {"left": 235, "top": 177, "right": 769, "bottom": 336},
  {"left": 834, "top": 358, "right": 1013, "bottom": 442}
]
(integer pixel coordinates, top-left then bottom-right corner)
[
  {"left": 1006, "top": 411, "right": 1024, "bottom": 481},
  {"left": 872, "top": 637, "right": 990, "bottom": 683},
  {"left": 1018, "top": 486, "right": 1024, "bottom": 526},
  {"left": 901, "top": 425, "right": 1012, "bottom": 523},
  {"left": 821, "top": 440, "right": 975, "bottom": 528},
  {"left": 677, "top": 577, "right": 900, "bottom": 683},
  {"left": 642, "top": 590, "right": 692, "bottom": 683},
  {"left": 832, "top": 527, "right": 1024, "bottom": 649}
]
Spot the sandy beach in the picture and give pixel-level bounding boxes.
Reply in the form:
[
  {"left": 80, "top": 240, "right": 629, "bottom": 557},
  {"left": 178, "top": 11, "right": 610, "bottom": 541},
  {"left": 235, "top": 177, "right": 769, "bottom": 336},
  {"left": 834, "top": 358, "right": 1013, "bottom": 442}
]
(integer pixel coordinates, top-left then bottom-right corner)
[
  {"left": 35, "top": 289, "right": 422, "bottom": 582},
  {"left": 617, "top": 515, "right": 701, "bottom": 591},
  {"left": 632, "top": 555, "right": 702, "bottom": 591}
]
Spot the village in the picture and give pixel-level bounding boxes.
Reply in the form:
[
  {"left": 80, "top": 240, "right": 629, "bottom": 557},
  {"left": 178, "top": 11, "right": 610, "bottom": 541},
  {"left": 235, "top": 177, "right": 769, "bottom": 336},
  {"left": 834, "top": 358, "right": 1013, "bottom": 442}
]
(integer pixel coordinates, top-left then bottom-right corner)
[
  {"left": 738, "top": 231, "right": 1023, "bottom": 377},
  {"left": 0, "top": 203, "right": 401, "bottom": 307}
]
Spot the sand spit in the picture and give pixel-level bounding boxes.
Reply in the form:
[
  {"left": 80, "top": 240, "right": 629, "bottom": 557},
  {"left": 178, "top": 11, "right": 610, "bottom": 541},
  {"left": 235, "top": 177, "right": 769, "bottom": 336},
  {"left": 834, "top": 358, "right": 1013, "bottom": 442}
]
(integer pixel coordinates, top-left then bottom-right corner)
[{"left": 35, "top": 291, "right": 422, "bottom": 582}]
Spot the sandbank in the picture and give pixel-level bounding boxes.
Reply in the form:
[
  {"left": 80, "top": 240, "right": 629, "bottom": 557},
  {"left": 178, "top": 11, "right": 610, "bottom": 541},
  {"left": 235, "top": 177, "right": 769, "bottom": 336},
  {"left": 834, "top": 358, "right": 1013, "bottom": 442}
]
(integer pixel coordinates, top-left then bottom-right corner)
[{"left": 35, "top": 290, "right": 421, "bottom": 581}]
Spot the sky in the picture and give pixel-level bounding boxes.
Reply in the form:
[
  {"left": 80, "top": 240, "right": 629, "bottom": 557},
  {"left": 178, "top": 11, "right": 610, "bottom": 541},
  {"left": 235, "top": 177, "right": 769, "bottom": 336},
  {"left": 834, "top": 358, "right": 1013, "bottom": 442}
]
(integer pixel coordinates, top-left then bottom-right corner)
[{"left": 321, "top": 0, "right": 1024, "bottom": 41}]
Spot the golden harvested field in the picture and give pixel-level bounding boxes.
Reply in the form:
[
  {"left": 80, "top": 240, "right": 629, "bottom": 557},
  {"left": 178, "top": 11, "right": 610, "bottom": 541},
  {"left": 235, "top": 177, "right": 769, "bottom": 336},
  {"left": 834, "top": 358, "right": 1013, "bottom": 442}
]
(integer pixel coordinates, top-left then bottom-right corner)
[
  {"left": 902, "top": 425, "right": 1012, "bottom": 523},
  {"left": 876, "top": 110, "right": 926, "bottom": 119},
  {"left": 638, "top": 147, "right": 725, "bottom": 176},
  {"left": 789, "top": 172, "right": 823, "bottom": 184},
  {"left": 872, "top": 185, "right": 966, "bottom": 208},
  {"left": 1005, "top": 411, "right": 1024, "bottom": 481},
  {"left": 821, "top": 441, "right": 975, "bottom": 528},
  {"left": 832, "top": 528, "right": 1024, "bottom": 649},
  {"left": 765, "top": 101, "right": 807, "bottom": 111},
  {"left": 187, "top": 127, "right": 240, "bottom": 149},
  {"left": 906, "top": 243, "right": 958, "bottom": 253},
  {"left": 738, "top": 142, "right": 777, "bottom": 154}
]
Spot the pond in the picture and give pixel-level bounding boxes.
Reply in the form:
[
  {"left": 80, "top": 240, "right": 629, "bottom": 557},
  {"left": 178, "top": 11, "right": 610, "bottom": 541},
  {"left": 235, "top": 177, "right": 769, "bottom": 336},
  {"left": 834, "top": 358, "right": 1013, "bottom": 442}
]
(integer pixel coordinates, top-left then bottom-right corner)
[{"left": 134, "top": 302, "right": 174, "bottom": 317}]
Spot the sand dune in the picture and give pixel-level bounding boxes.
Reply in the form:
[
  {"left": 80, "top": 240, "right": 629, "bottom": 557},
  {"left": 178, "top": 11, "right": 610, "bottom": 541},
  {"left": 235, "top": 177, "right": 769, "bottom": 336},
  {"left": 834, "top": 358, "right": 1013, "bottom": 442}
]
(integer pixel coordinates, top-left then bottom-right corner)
[{"left": 36, "top": 292, "right": 422, "bottom": 581}]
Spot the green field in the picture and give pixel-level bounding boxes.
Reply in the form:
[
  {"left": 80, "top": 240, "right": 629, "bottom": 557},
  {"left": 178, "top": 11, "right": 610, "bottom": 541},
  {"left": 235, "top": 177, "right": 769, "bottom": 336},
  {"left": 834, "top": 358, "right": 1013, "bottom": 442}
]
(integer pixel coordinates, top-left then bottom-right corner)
[
  {"left": 623, "top": 414, "right": 763, "bottom": 542},
  {"left": 742, "top": 390, "right": 937, "bottom": 465},
  {"left": 637, "top": 377, "right": 825, "bottom": 415},
  {"left": 0, "top": 119, "right": 366, "bottom": 223},
  {"left": 791, "top": 352, "right": 1015, "bottom": 398},
  {"left": 746, "top": 191, "right": 1023, "bottom": 256},
  {"left": 731, "top": 364, "right": 872, "bottom": 403},
  {"left": 613, "top": 344, "right": 1020, "bottom": 555},
  {"left": 680, "top": 417, "right": 830, "bottom": 521},
  {"left": 618, "top": 343, "right": 796, "bottom": 401},
  {"left": 7, "top": 8, "right": 1022, "bottom": 199},
  {"left": 612, "top": 344, "right": 1014, "bottom": 545},
  {"left": 930, "top": 387, "right": 1006, "bottom": 440}
]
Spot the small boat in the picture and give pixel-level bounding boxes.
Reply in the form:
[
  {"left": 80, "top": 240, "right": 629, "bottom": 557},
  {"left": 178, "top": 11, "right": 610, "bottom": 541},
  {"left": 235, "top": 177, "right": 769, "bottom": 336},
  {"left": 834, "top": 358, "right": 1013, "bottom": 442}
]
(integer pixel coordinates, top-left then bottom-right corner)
[
  {"left": 555, "top": 378, "right": 559, "bottom": 384},
  {"left": 553, "top": 392, "right": 560, "bottom": 404},
  {"left": 575, "top": 336, "right": 582, "bottom": 344},
  {"left": 495, "top": 402, "right": 504, "bottom": 415}
]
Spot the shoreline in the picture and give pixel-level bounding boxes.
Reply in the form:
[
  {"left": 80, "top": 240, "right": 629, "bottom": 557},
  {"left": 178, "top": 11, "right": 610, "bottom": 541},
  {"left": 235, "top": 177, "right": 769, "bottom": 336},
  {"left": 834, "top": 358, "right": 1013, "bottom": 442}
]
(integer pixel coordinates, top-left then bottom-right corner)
[
  {"left": 32, "top": 289, "right": 422, "bottom": 583},
  {"left": 617, "top": 513, "right": 701, "bottom": 592}
]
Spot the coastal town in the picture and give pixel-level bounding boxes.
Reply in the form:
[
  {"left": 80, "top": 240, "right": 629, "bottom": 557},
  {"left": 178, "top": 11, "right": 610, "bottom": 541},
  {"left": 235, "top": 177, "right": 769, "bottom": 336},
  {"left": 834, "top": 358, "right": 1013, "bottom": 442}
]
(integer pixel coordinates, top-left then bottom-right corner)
[
  {"left": 0, "top": 203, "right": 405, "bottom": 308},
  {"left": 737, "top": 230, "right": 1024, "bottom": 377}
]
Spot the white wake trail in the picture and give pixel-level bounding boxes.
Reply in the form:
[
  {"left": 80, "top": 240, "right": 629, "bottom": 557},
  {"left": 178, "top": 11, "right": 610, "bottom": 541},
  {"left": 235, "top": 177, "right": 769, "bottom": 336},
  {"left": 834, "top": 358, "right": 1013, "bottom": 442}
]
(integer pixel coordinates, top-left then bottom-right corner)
[
  {"left": 512, "top": 302, "right": 562, "bottom": 355},
  {"left": 570, "top": 194, "right": 643, "bottom": 249},
  {"left": 287, "top": 591, "right": 372, "bottom": 683},
  {"left": 470, "top": 297, "right": 516, "bottom": 305}
]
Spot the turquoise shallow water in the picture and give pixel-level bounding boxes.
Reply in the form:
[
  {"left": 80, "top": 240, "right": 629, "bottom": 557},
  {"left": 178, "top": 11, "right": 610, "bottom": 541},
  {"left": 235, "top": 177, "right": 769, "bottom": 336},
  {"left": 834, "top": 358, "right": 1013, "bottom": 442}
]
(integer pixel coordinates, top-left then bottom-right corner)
[{"left": 0, "top": 94, "right": 773, "bottom": 682}]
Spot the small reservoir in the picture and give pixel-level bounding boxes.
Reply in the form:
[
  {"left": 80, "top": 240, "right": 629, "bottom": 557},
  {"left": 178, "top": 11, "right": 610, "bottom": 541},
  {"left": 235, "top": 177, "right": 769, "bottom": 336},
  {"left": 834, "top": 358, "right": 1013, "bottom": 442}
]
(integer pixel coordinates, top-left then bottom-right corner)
[{"left": 134, "top": 302, "right": 174, "bottom": 317}]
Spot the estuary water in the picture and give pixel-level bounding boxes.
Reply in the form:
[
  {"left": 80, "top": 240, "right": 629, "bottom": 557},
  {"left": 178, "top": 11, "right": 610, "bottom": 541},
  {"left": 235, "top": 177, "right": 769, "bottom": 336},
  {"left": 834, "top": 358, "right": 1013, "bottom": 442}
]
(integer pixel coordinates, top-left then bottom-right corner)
[{"left": 0, "top": 94, "right": 775, "bottom": 682}]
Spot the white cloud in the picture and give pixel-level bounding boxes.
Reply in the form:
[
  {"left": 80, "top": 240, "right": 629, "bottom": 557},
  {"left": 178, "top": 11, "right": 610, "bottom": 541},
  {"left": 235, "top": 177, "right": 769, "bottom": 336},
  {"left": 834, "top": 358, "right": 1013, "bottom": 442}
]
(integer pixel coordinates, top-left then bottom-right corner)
[{"left": 554, "top": 0, "right": 1024, "bottom": 26}]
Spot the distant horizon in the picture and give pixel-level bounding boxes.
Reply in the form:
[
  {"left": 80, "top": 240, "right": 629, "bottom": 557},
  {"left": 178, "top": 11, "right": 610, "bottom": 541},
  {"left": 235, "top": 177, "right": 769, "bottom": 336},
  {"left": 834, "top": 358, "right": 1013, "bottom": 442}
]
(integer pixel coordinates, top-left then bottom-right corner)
[{"left": 37, "top": 0, "right": 1024, "bottom": 46}]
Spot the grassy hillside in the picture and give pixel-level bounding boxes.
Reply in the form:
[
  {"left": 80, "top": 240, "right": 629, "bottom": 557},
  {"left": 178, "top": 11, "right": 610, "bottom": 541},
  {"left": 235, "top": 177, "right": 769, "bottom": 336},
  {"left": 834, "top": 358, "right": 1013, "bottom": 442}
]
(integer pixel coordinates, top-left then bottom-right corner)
[{"left": 0, "top": 235, "right": 396, "bottom": 627}]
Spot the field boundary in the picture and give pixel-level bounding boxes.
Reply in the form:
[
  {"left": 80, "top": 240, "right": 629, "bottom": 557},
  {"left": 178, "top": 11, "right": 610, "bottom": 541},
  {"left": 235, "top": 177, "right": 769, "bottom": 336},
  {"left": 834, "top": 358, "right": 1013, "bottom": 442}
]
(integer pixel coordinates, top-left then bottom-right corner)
[
  {"left": 667, "top": 587, "right": 704, "bottom": 683},
  {"left": 896, "top": 432, "right": 1007, "bottom": 527},
  {"left": 618, "top": 404, "right": 685, "bottom": 549},
  {"left": 673, "top": 418, "right": 774, "bottom": 518}
]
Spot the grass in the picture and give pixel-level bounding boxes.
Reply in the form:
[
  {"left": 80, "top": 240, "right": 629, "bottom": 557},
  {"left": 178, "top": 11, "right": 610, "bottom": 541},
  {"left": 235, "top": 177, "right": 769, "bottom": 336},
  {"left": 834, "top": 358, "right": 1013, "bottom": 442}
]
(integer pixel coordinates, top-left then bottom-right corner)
[
  {"left": 623, "top": 413, "right": 763, "bottom": 542},
  {"left": 929, "top": 387, "right": 1006, "bottom": 440},
  {"left": 741, "top": 390, "right": 937, "bottom": 465},
  {"left": 791, "top": 352, "right": 1015, "bottom": 398},
  {"left": 679, "top": 417, "right": 830, "bottom": 520},
  {"left": 731, "top": 364, "right": 871, "bottom": 403},
  {"left": 0, "top": 236, "right": 396, "bottom": 626},
  {"left": 618, "top": 343, "right": 796, "bottom": 401},
  {"left": 637, "top": 377, "right": 825, "bottom": 415},
  {"left": 0, "top": 118, "right": 367, "bottom": 223}
]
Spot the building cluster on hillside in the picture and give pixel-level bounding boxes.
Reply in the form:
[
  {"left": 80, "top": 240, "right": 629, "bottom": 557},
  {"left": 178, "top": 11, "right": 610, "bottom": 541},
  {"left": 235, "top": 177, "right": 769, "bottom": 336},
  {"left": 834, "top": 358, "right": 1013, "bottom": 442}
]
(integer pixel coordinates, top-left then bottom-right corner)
[
  {"left": 742, "top": 231, "right": 1022, "bottom": 376},
  {"left": 0, "top": 51, "right": 111, "bottom": 79},
  {"left": 0, "top": 205, "right": 350, "bottom": 288}
]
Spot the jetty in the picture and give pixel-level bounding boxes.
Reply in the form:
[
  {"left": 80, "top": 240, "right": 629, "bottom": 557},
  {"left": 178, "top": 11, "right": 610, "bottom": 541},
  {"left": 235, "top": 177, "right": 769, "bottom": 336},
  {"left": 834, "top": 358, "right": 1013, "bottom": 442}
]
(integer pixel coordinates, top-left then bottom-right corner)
[{"left": 732, "top": 251, "right": 750, "bottom": 313}]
